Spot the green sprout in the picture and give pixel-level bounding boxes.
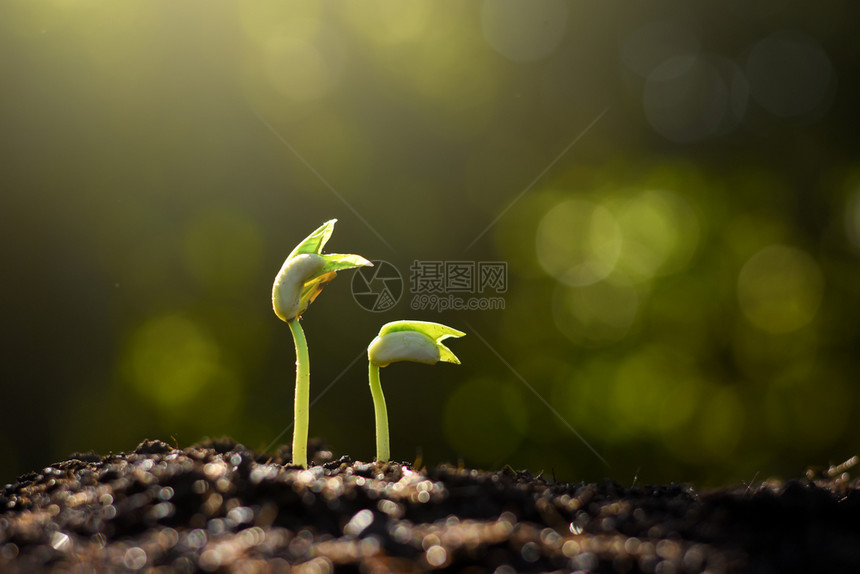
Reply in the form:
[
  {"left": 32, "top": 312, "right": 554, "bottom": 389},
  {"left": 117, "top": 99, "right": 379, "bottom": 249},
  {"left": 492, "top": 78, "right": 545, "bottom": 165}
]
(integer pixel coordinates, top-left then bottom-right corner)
[
  {"left": 367, "top": 320, "right": 465, "bottom": 463},
  {"left": 272, "top": 218, "right": 371, "bottom": 467}
]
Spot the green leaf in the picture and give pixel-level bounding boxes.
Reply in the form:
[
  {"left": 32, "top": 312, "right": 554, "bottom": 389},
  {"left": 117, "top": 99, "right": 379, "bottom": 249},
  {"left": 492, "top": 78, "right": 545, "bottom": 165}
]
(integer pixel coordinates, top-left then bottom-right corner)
[
  {"left": 436, "top": 343, "right": 462, "bottom": 365},
  {"left": 274, "top": 219, "right": 372, "bottom": 321},
  {"left": 288, "top": 254, "right": 372, "bottom": 319},
  {"left": 378, "top": 320, "right": 466, "bottom": 341},
  {"left": 288, "top": 219, "right": 336, "bottom": 259},
  {"left": 320, "top": 253, "right": 373, "bottom": 273}
]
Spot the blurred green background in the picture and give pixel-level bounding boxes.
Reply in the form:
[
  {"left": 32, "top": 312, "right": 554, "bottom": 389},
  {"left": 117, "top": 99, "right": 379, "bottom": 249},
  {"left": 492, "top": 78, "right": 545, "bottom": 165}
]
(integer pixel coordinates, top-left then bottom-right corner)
[{"left": 2, "top": 0, "right": 859, "bottom": 487}]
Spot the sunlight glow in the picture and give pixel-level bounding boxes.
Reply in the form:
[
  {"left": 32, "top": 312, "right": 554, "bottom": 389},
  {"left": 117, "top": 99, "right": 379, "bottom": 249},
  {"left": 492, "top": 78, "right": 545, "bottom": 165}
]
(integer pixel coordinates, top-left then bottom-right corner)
[{"left": 481, "top": 0, "right": 569, "bottom": 62}]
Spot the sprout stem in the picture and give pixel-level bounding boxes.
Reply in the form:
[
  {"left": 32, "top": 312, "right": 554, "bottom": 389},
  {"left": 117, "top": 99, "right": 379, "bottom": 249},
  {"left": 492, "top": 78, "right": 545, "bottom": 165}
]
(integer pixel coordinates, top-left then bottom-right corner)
[
  {"left": 368, "top": 363, "right": 390, "bottom": 463},
  {"left": 288, "top": 318, "right": 310, "bottom": 468}
]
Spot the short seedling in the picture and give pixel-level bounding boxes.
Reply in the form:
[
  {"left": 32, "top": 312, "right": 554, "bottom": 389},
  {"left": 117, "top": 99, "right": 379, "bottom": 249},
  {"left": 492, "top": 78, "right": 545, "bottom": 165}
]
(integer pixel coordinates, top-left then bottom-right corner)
[
  {"left": 272, "top": 219, "right": 371, "bottom": 467},
  {"left": 367, "top": 320, "right": 465, "bottom": 463}
]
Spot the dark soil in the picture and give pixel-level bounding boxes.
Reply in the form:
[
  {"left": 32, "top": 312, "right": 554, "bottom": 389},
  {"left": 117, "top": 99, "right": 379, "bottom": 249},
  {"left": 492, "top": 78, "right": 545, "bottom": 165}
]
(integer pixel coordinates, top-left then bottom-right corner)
[{"left": 1, "top": 439, "right": 858, "bottom": 573}]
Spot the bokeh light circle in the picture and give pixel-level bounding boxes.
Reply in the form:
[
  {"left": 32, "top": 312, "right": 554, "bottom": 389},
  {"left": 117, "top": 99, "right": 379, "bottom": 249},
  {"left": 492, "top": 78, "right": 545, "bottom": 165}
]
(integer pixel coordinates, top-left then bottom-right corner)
[
  {"left": 746, "top": 30, "right": 835, "bottom": 120},
  {"left": 737, "top": 245, "right": 824, "bottom": 333},
  {"left": 607, "top": 348, "right": 700, "bottom": 441},
  {"left": 614, "top": 189, "right": 700, "bottom": 281},
  {"left": 552, "top": 277, "right": 639, "bottom": 347},
  {"left": 125, "top": 315, "right": 222, "bottom": 408},
  {"left": 536, "top": 198, "right": 622, "bottom": 286},
  {"left": 643, "top": 55, "right": 740, "bottom": 143}
]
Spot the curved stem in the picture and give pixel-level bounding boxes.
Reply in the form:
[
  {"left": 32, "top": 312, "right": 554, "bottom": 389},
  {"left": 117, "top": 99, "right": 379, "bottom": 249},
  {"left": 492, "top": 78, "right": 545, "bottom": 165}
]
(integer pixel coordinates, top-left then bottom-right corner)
[
  {"left": 288, "top": 318, "right": 310, "bottom": 468},
  {"left": 368, "top": 363, "right": 390, "bottom": 462}
]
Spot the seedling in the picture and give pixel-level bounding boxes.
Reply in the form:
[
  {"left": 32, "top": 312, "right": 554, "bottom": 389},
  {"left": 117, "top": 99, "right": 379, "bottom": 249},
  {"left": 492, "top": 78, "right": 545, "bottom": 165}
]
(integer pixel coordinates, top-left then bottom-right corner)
[
  {"left": 272, "top": 218, "right": 371, "bottom": 467},
  {"left": 366, "top": 320, "right": 465, "bottom": 463}
]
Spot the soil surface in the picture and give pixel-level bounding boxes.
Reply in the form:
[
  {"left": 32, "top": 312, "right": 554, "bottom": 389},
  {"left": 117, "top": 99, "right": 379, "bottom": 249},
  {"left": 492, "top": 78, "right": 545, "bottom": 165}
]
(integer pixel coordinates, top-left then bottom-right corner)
[{"left": 1, "top": 439, "right": 858, "bottom": 573}]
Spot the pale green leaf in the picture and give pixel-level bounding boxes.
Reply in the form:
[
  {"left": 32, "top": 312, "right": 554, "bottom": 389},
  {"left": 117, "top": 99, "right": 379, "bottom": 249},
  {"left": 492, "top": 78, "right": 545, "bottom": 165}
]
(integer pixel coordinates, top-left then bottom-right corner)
[
  {"left": 320, "top": 253, "right": 373, "bottom": 273},
  {"left": 378, "top": 320, "right": 466, "bottom": 341},
  {"left": 436, "top": 343, "right": 462, "bottom": 365},
  {"left": 274, "top": 219, "right": 372, "bottom": 320},
  {"left": 288, "top": 219, "right": 337, "bottom": 259}
]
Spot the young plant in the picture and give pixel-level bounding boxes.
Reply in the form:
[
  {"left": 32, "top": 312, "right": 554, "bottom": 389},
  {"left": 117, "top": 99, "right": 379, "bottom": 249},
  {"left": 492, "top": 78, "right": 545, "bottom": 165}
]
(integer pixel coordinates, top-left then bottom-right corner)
[
  {"left": 272, "top": 218, "right": 371, "bottom": 467},
  {"left": 366, "top": 320, "right": 465, "bottom": 463}
]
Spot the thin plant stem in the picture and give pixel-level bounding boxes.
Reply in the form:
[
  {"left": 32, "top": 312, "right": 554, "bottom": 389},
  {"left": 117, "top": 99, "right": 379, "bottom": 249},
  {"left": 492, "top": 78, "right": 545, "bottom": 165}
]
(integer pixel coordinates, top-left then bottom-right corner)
[
  {"left": 288, "top": 318, "right": 310, "bottom": 468},
  {"left": 368, "top": 363, "right": 390, "bottom": 463}
]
